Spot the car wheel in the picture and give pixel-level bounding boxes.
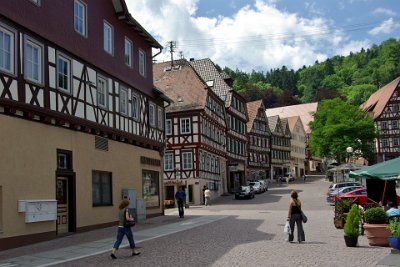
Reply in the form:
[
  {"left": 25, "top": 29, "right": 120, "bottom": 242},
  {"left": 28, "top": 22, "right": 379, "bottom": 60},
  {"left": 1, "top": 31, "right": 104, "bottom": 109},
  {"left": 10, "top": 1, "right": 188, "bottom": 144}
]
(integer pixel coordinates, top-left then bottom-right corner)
[
  {"left": 235, "top": 196, "right": 238, "bottom": 200},
  {"left": 251, "top": 194, "right": 254, "bottom": 199}
]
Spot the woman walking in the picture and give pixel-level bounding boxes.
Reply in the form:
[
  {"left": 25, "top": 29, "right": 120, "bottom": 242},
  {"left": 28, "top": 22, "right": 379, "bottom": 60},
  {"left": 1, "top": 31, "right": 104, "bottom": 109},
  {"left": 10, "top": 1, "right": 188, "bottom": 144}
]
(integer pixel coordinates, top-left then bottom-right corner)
[
  {"left": 287, "top": 190, "right": 305, "bottom": 243},
  {"left": 110, "top": 199, "right": 141, "bottom": 259}
]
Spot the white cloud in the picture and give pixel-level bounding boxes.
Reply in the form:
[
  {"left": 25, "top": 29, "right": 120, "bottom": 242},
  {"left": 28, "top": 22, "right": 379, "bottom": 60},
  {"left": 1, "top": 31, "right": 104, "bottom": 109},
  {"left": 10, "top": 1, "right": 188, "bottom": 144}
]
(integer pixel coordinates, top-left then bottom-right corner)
[
  {"left": 125, "top": 0, "right": 350, "bottom": 71},
  {"left": 372, "top": 8, "right": 396, "bottom": 17},
  {"left": 368, "top": 18, "right": 400, "bottom": 35},
  {"left": 336, "top": 40, "right": 371, "bottom": 56}
]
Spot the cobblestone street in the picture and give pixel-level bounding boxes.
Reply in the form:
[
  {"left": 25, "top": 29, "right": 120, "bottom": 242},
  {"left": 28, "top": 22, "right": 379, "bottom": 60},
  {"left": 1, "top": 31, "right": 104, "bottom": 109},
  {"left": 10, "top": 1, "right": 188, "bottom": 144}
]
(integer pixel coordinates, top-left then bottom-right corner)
[{"left": 0, "top": 176, "right": 400, "bottom": 267}]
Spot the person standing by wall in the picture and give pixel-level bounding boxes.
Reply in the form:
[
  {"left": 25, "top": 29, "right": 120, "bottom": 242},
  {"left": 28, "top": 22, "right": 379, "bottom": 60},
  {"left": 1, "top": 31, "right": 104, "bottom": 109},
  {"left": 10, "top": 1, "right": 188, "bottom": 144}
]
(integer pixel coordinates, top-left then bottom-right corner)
[
  {"left": 175, "top": 187, "right": 186, "bottom": 218},
  {"left": 204, "top": 187, "right": 211, "bottom": 206},
  {"left": 287, "top": 190, "right": 305, "bottom": 243},
  {"left": 202, "top": 185, "right": 207, "bottom": 205},
  {"left": 110, "top": 199, "right": 140, "bottom": 259}
]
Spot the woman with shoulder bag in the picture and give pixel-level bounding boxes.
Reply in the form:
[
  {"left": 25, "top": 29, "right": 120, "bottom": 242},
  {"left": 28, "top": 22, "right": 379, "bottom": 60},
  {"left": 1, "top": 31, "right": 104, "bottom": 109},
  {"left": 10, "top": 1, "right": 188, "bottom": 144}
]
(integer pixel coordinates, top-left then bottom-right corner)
[
  {"left": 110, "top": 199, "right": 141, "bottom": 259},
  {"left": 287, "top": 190, "right": 305, "bottom": 243}
]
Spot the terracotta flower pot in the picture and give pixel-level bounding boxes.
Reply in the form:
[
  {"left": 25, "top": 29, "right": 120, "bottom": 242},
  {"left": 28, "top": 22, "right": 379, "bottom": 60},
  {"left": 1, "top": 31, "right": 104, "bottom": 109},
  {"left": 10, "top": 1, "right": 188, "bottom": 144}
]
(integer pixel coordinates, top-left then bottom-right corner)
[{"left": 363, "top": 223, "right": 390, "bottom": 246}]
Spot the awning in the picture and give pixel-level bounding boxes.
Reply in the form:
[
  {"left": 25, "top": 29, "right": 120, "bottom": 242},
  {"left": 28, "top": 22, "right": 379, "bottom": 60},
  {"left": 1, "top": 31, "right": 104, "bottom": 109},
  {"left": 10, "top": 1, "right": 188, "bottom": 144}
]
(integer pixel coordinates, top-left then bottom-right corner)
[{"left": 349, "top": 157, "right": 400, "bottom": 180}]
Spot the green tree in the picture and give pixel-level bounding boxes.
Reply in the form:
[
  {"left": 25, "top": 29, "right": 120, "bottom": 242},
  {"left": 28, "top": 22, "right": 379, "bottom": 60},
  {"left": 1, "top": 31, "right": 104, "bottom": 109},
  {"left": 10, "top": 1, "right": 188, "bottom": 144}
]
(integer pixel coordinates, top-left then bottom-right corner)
[{"left": 308, "top": 98, "right": 377, "bottom": 163}]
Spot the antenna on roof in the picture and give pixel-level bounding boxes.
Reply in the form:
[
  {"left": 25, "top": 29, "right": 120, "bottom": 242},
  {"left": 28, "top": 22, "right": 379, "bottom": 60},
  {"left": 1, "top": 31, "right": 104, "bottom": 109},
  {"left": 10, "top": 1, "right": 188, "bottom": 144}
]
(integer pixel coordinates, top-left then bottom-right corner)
[{"left": 168, "top": 41, "right": 176, "bottom": 68}]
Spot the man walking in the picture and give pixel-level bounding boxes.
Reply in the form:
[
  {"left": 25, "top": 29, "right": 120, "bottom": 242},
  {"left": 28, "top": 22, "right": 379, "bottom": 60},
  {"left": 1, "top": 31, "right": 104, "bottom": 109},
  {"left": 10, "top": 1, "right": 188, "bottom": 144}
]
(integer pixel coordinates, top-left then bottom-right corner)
[{"left": 175, "top": 187, "right": 186, "bottom": 218}]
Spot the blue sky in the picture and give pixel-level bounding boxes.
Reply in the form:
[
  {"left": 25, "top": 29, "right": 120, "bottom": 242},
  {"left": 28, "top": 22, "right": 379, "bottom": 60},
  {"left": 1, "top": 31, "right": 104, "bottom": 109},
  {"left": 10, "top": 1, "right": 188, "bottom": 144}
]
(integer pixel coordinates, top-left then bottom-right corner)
[{"left": 126, "top": 0, "right": 399, "bottom": 72}]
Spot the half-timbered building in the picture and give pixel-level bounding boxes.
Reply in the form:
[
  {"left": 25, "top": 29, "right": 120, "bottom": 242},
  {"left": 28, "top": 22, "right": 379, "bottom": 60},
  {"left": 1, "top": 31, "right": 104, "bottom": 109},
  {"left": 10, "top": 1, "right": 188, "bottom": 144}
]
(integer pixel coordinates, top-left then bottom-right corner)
[
  {"left": 287, "top": 116, "right": 306, "bottom": 178},
  {"left": 246, "top": 100, "right": 271, "bottom": 181},
  {"left": 153, "top": 60, "right": 227, "bottom": 205},
  {"left": 362, "top": 76, "right": 400, "bottom": 162},
  {"left": 0, "top": 0, "right": 167, "bottom": 249},
  {"left": 190, "top": 59, "right": 248, "bottom": 192},
  {"left": 267, "top": 115, "right": 291, "bottom": 179}
]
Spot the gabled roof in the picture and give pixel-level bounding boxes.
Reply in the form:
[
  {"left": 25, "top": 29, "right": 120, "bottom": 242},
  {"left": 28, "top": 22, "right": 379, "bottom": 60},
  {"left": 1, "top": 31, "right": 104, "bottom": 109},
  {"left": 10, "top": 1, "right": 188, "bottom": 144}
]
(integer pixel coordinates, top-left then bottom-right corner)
[
  {"left": 268, "top": 115, "right": 279, "bottom": 134},
  {"left": 361, "top": 76, "right": 400, "bottom": 119},
  {"left": 266, "top": 102, "right": 318, "bottom": 134},
  {"left": 281, "top": 118, "right": 291, "bottom": 136},
  {"left": 246, "top": 100, "right": 263, "bottom": 132},
  {"left": 189, "top": 58, "right": 233, "bottom": 107},
  {"left": 287, "top": 116, "right": 306, "bottom": 134},
  {"left": 153, "top": 60, "right": 209, "bottom": 112},
  {"left": 112, "top": 0, "right": 162, "bottom": 49}
]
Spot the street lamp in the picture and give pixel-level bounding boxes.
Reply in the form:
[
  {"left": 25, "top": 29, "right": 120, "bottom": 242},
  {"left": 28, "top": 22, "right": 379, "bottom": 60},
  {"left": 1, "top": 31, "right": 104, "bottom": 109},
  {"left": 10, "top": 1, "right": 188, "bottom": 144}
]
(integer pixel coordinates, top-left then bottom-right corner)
[{"left": 346, "top": 147, "right": 353, "bottom": 163}]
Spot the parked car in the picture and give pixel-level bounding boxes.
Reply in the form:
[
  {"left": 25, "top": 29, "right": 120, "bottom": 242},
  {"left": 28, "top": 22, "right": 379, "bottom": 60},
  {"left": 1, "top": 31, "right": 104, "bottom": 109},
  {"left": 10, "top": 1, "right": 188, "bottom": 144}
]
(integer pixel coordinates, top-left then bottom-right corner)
[
  {"left": 327, "top": 181, "right": 361, "bottom": 194},
  {"left": 235, "top": 186, "right": 255, "bottom": 199},
  {"left": 339, "top": 188, "right": 400, "bottom": 206},
  {"left": 248, "top": 181, "right": 263, "bottom": 193},
  {"left": 326, "top": 185, "right": 364, "bottom": 204}
]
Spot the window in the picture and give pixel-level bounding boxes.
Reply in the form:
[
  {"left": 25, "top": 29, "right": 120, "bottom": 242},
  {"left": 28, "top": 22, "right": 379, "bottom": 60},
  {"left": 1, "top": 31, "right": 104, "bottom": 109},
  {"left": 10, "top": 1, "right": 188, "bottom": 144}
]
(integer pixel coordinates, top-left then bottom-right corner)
[
  {"left": 74, "top": 0, "right": 87, "bottom": 36},
  {"left": 103, "top": 21, "right": 113, "bottom": 54},
  {"left": 180, "top": 118, "right": 191, "bottom": 134},
  {"left": 97, "top": 76, "right": 108, "bottom": 108},
  {"left": 182, "top": 151, "right": 193, "bottom": 170},
  {"left": 149, "top": 102, "right": 156, "bottom": 126},
  {"left": 158, "top": 108, "right": 163, "bottom": 129},
  {"left": 142, "top": 170, "right": 160, "bottom": 208},
  {"left": 382, "top": 121, "right": 388, "bottom": 129},
  {"left": 139, "top": 49, "right": 146, "bottom": 77},
  {"left": 394, "top": 138, "right": 399, "bottom": 147},
  {"left": 92, "top": 171, "right": 112, "bottom": 206},
  {"left": 119, "top": 87, "right": 128, "bottom": 115},
  {"left": 0, "top": 24, "right": 15, "bottom": 74},
  {"left": 124, "top": 38, "right": 132, "bottom": 67},
  {"left": 132, "top": 93, "right": 139, "bottom": 120},
  {"left": 57, "top": 54, "right": 71, "bottom": 92},
  {"left": 382, "top": 138, "right": 389, "bottom": 147},
  {"left": 24, "top": 37, "right": 43, "bottom": 84},
  {"left": 164, "top": 153, "right": 174, "bottom": 171},
  {"left": 166, "top": 119, "right": 172, "bottom": 135},
  {"left": 393, "top": 120, "right": 398, "bottom": 129}
]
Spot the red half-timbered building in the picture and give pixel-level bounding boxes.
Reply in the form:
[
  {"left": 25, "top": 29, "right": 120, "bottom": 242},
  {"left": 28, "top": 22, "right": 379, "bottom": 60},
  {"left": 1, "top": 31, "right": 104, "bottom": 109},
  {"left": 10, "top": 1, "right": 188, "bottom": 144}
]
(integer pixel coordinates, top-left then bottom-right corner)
[
  {"left": 0, "top": 0, "right": 167, "bottom": 249},
  {"left": 190, "top": 59, "right": 248, "bottom": 192},
  {"left": 246, "top": 100, "right": 271, "bottom": 180},
  {"left": 362, "top": 76, "right": 400, "bottom": 162},
  {"left": 153, "top": 60, "right": 227, "bottom": 205}
]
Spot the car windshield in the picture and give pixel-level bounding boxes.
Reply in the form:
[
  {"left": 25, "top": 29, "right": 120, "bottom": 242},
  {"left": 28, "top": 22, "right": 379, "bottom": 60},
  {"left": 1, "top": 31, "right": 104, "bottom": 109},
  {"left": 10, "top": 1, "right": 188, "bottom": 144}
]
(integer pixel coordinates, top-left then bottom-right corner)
[{"left": 249, "top": 182, "right": 259, "bottom": 186}]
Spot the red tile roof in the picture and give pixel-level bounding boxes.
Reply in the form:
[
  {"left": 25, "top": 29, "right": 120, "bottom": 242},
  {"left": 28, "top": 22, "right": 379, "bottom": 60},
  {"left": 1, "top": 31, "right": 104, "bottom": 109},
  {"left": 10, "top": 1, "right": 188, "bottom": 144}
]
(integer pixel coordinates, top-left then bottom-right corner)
[{"left": 361, "top": 76, "right": 400, "bottom": 119}]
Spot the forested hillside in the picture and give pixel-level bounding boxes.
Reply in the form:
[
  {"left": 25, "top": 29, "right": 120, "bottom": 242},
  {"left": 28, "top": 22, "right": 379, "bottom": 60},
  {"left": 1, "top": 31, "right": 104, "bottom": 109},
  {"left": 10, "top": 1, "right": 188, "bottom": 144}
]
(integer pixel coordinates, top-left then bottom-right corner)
[{"left": 222, "top": 38, "right": 400, "bottom": 107}]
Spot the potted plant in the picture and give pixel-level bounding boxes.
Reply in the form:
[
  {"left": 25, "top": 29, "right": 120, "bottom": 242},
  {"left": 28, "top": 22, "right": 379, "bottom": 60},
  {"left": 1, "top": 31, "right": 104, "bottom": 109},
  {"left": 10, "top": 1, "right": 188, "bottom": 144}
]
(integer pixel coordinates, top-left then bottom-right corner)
[
  {"left": 363, "top": 207, "right": 390, "bottom": 246},
  {"left": 343, "top": 204, "right": 360, "bottom": 247},
  {"left": 388, "top": 220, "right": 400, "bottom": 250}
]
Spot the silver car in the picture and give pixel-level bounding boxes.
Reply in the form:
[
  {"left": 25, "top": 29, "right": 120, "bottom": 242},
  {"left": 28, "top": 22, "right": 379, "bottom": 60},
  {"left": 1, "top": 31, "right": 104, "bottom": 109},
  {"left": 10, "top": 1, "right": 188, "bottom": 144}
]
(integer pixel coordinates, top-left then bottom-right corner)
[{"left": 249, "top": 181, "right": 262, "bottom": 194}]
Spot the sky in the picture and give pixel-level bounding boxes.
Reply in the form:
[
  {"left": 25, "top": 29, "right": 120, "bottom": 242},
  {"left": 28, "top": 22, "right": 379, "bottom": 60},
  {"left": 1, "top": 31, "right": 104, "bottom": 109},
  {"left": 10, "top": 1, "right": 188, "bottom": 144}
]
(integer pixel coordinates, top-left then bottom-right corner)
[{"left": 125, "top": 0, "right": 400, "bottom": 72}]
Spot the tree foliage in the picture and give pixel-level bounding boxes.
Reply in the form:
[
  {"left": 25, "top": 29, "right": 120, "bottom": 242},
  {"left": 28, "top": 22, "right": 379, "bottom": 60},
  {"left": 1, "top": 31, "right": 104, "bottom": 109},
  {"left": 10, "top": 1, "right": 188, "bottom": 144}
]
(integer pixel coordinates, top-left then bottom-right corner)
[
  {"left": 308, "top": 98, "right": 377, "bottom": 163},
  {"left": 222, "top": 38, "right": 400, "bottom": 107}
]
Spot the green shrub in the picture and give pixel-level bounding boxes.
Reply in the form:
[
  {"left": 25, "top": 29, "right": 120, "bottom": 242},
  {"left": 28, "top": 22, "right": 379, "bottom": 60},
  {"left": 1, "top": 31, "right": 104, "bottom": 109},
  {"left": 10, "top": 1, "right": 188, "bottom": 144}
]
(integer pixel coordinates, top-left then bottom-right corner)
[
  {"left": 364, "top": 207, "right": 388, "bottom": 224},
  {"left": 344, "top": 204, "right": 360, "bottom": 237},
  {"left": 389, "top": 220, "right": 400, "bottom": 238}
]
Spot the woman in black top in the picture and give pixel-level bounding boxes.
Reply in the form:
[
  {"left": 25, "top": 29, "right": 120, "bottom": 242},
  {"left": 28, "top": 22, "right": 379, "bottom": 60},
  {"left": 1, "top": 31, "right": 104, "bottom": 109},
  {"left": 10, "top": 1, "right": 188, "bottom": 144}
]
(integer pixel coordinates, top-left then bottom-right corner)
[{"left": 287, "top": 191, "right": 305, "bottom": 243}]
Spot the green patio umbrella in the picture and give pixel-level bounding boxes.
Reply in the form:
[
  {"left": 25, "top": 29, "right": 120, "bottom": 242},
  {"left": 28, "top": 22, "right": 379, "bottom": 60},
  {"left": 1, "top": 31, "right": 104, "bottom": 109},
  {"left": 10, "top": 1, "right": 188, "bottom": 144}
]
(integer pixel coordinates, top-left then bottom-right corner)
[{"left": 349, "top": 157, "right": 400, "bottom": 180}]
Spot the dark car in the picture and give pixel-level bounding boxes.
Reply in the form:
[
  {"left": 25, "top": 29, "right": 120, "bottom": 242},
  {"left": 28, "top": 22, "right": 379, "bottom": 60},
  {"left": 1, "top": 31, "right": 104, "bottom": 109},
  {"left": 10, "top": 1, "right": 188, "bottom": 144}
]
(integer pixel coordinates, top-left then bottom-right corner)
[{"left": 235, "top": 186, "right": 255, "bottom": 199}]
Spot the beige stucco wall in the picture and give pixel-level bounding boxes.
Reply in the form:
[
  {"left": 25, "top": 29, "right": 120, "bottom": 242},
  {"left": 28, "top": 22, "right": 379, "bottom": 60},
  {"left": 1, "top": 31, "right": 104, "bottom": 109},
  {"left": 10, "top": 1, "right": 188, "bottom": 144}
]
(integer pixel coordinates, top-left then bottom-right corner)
[{"left": 0, "top": 114, "right": 162, "bottom": 239}]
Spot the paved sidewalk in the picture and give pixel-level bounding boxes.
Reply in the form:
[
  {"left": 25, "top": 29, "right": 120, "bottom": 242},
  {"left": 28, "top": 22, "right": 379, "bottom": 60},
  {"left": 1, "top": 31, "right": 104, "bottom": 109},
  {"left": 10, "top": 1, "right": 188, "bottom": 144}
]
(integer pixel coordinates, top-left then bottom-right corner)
[{"left": 0, "top": 209, "right": 225, "bottom": 267}]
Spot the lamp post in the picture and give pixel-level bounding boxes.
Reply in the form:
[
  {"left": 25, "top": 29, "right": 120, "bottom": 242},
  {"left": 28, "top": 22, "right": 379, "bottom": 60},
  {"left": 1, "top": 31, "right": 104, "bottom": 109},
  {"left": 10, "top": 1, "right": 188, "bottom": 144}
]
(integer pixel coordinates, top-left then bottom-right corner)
[{"left": 346, "top": 147, "right": 353, "bottom": 163}]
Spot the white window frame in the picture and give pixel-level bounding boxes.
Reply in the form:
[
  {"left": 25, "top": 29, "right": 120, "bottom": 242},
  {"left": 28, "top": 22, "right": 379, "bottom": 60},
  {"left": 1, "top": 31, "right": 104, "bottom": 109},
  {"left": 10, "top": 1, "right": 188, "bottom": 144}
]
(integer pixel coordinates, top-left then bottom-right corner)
[
  {"left": 166, "top": 119, "right": 172, "bottom": 135},
  {"left": 0, "top": 24, "right": 15, "bottom": 75},
  {"left": 56, "top": 54, "right": 71, "bottom": 93},
  {"left": 139, "top": 49, "right": 146, "bottom": 77},
  {"left": 24, "top": 36, "right": 43, "bottom": 85},
  {"left": 394, "top": 138, "right": 400, "bottom": 147},
  {"left": 182, "top": 151, "right": 193, "bottom": 170},
  {"left": 74, "top": 0, "right": 87, "bottom": 36},
  {"left": 124, "top": 38, "right": 132, "bottom": 67},
  {"left": 103, "top": 21, "right": 113, "bottom": 55},
  {"left": 157, "top": 107, "right": 163, "bottom": 129},
  {"left": 131, "top": 92, "right": 139, "bottom": 120},
  {"left": 164, "top": 153, "right": 174, "bottom": 171},
  {"left": 180, "top": 118, "right": 191, "bottom": 134},
  {"left": 97, "top": 75, "right": 108, "bottom": 109},
  {"left": 149, "top": 102, "right": 156, "bottom": 126},
  {"left": 119, "top": 87, "right": 128, "bottom": 116}
]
